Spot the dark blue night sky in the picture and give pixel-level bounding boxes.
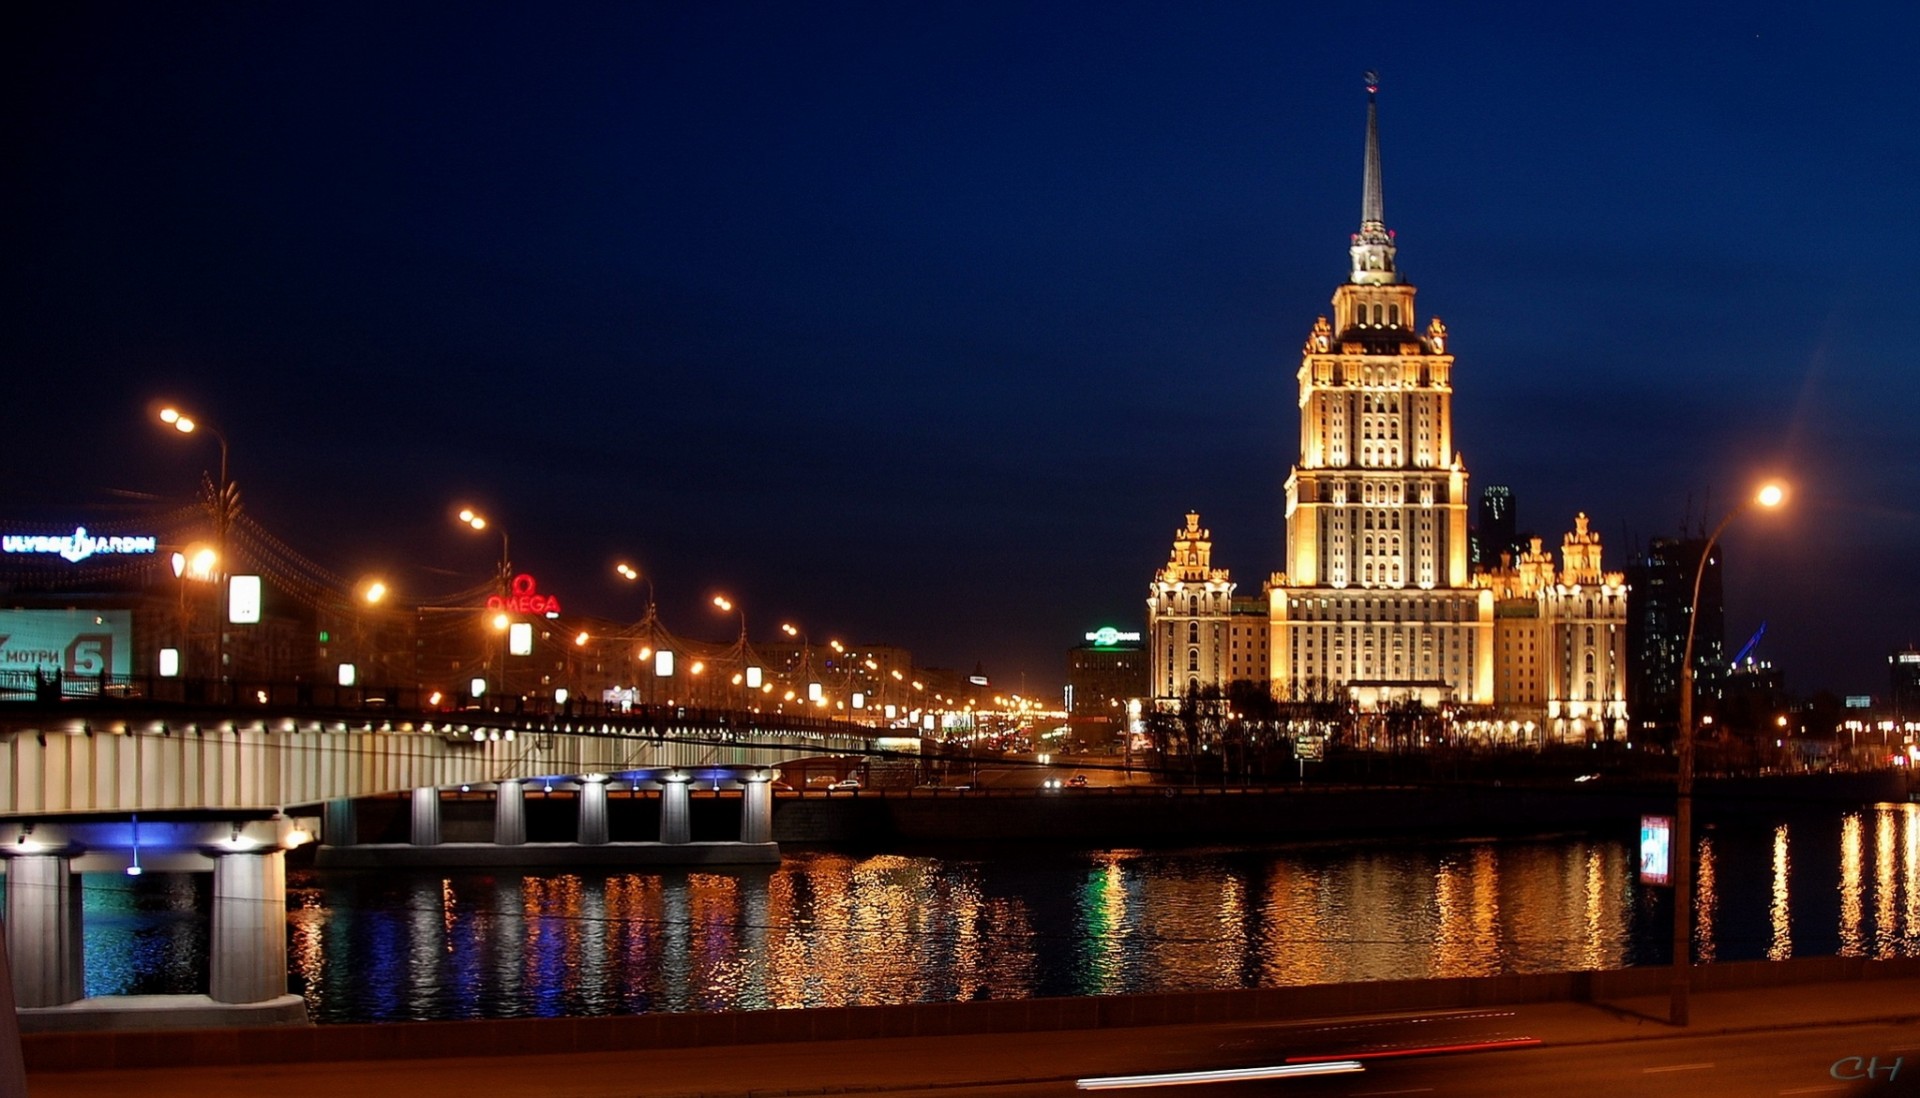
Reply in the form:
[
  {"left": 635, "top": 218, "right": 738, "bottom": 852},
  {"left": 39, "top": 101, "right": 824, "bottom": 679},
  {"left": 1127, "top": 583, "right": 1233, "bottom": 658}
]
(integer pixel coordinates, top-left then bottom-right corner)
[{"left": 7, "top": 2, "right": 1917, "bottom": 696}]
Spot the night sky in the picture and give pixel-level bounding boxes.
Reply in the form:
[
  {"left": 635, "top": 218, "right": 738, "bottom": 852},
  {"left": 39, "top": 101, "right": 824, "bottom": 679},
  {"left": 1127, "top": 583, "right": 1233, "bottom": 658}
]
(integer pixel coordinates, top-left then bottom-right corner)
[{"left": 7, "top": 3, "right": 1918, "bottom": 698}]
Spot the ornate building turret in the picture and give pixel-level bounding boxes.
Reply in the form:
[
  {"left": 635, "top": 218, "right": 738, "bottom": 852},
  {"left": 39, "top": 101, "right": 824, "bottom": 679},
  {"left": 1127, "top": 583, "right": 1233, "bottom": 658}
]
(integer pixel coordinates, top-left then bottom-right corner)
[
  {"left": 1560, "top": 512, "right": 1604, "bottom": 586},
  {"left": 1148, "top": 513, "right": 1237, "bottom": 704}
]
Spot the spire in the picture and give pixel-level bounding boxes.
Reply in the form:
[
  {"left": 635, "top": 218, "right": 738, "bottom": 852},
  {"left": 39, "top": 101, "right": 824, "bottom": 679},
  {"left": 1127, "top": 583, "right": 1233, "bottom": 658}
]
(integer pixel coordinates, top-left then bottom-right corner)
[
  {"left": 1349, "top": 70, "right": 1399, "bottom": 285},
  {"left": 1362, "top": 71, "right": 1384, "bottom": 228}
]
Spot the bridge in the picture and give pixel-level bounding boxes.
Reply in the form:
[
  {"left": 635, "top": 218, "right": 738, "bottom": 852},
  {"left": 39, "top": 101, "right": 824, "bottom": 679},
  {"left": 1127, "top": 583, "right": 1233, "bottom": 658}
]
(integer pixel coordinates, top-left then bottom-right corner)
[{"left": 0, "top": 679, "right": 884, "bottom": 1022}]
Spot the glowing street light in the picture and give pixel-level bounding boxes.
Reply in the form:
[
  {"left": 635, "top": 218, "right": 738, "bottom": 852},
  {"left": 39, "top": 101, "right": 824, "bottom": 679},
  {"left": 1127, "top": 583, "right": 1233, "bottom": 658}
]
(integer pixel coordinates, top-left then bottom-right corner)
[
  {"left": 361, "top": 579, "right": 388, "bottom": 605},
  {"left": 1671, "top": 480, "right": 1787, "bottom": 1026},
  {"left": 157, "top": 403, "right": 236, "bottom": 684},
  {"left": 456, "top": 507, "right": 510, "bottom": 592},
  {"left": 712, "top": 594, "right": 752, "bottom": 709}
]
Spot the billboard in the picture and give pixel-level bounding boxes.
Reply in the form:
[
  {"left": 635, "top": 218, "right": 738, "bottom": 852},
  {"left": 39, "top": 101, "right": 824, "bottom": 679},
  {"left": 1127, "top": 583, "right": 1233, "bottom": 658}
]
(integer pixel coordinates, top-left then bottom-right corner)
[
  {"left": 0, "top": 609, "right": 133, "bottom": 679},
  {"left": 1639, "top": 815, "right": 1673, "bottom": 887},
  {"left": 229, "top": 575, "right": 263, "bottom": 624}
]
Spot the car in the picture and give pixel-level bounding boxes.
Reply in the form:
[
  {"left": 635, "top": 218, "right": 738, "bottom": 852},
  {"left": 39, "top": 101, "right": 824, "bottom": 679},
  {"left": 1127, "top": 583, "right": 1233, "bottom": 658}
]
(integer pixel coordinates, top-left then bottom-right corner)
[
  {"left": 1067, "top": 775, "right": 1089, "bottom": 787},
  {"left": 826, "top": 777, "right": 862, "bottom": 791}
]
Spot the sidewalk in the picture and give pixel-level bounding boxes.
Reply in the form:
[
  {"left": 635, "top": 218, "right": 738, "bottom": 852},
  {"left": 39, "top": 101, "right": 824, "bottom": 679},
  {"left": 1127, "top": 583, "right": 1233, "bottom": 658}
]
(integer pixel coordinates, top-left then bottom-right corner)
[{"left": 24, "top": 977, "right": 1920, "bottom": 1098}]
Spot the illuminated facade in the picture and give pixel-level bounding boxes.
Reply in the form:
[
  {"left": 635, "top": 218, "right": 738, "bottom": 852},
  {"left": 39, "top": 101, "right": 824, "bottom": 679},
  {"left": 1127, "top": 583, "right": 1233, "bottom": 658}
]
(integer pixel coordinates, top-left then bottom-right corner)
[
  {"left": 1267, "top": 80, "right": 1494, "bottom": 707},
  {"left": 1482, "top": 514, "right": 1629, "bottom": 741},
  {"left": 1147, "top": 513, "right": 1236, "bottom": 703}
]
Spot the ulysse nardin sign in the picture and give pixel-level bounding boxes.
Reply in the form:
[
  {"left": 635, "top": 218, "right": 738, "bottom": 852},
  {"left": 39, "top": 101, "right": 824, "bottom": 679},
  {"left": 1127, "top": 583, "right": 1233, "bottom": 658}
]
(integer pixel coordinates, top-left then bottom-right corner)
[{"left": 2, "top": 527, "right": 159, "bottom": 564}]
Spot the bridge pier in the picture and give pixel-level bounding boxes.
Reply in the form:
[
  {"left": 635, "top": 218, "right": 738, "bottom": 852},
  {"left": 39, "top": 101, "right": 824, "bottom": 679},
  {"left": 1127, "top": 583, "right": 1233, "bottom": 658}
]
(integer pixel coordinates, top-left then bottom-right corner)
[
  {"left": 494, "top": 780, "right": 526, "bottom": 845},
  {"left": 323, "top": 798, "right": 357, "bottom": 846},
  {"left": 740, "top": 771, "right": 773, "bottom": 844},
  {"left": 660, "top": 772, "right": 692, "bottom": 844},
  {"left": 410, "top": 786, "right": 441, "bottom": 846},
  {"left": 577, "top": 776, "right": 609, "bottom": 845},
  {"left": 3, "top": 849, "right": 85, "bottom": 1008},
  {"left": 209, "top": 848, "right": 288, "bottom": 1004}
]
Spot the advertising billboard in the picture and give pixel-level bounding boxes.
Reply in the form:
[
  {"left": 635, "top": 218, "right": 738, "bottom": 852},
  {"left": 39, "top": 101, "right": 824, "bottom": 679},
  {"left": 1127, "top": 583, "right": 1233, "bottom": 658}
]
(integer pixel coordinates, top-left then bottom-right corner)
[
  {"left": 0, "top": 609, "right": 133, "bottom": 680},
  {"left": 1639, "top": 814, "right": 1673, "bottom": 887}
]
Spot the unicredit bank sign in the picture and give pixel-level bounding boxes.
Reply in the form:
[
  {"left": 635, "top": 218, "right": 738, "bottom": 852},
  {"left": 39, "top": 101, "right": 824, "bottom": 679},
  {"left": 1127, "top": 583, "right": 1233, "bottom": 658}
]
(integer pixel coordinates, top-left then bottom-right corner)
[
  {"left": 3, "top": 527, "right": 158, "bottom": 563},
  {"left": 487, "top": 574, "right": 562, "bottom": 618}
]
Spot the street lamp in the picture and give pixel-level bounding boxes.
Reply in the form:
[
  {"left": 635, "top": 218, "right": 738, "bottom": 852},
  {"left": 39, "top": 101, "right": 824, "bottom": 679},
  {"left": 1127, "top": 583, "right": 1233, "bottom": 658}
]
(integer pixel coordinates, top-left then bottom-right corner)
[
  {"left": 713, "top": 595, "right": 751, "bottom": 710},
  {"left": 1671, "top": 480, "right": 1786, "bottom": 1026},
  {"left": 158, "top": 405, "right": 235, "bottom": 686},
  {"left": 355, "top": 577, "right": 388, "bottom": 686},
  {"left": 457, "top": 507, "right": 511, "bottom": 594},
  {"left": 615, "top": 561, "right": 656, "bottom": 613},
  {"left": 781, "top": 622, "right": 814, "bottom": 702},
  {"left": 459, "top": 508, "right": 513, "bottom": 699}
]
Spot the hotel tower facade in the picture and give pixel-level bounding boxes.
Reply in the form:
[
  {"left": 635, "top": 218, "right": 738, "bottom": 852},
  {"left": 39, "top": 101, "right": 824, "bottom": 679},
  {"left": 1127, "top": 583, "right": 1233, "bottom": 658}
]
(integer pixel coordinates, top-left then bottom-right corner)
[
  {"left": 1266, "top": 77, "right": 1494, "bottom": 707},
  {"left": 1148, "top": 78, "right": 1629, "bottom": 741}
]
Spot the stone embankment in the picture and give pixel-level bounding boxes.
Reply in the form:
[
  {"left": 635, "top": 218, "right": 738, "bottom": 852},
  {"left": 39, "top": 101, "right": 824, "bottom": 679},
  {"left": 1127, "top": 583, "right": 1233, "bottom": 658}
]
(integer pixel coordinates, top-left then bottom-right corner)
[{"left": 771, "top": 769, "right": 1913, "bottom": 845}]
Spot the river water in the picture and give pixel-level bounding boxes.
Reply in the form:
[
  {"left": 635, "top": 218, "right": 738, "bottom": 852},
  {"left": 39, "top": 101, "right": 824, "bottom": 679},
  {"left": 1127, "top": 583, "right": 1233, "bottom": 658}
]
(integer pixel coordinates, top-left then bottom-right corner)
[{"left": 58, "top": 802, "right": 1920, "bottom": 1023}]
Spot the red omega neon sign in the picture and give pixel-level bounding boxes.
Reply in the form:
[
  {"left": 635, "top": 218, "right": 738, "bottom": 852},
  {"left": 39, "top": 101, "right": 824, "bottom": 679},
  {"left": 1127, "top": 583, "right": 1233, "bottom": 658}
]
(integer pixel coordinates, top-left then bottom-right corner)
[{"left": 486, "top": 574, "right": 562, "bottom": 616}]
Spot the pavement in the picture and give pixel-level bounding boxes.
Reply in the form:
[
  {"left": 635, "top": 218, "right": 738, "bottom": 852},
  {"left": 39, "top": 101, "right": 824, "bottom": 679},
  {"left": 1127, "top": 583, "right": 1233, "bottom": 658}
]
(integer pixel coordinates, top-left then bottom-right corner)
[{"left": 21, "top": 976, "right": 1920, "bottom": 1098}]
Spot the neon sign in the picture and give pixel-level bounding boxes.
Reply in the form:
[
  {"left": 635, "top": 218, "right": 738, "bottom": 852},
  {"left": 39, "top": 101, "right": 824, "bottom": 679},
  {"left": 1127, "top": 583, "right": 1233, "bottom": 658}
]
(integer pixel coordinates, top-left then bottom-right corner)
[
  {"left": 486, "top": 574, "right": 562, "bottom": 617},
  {"left": 1084, "top": 627, "right": 1141, "bottom": 647},
  {"left": 2, "top": 527, "right": 158, "bottom": 563}
]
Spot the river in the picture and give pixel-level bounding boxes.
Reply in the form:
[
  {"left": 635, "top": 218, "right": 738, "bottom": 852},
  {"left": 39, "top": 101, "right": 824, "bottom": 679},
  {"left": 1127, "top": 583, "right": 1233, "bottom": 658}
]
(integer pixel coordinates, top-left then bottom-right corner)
[{"left": 61, "top": 801, "right": 1920, "bottom": 1024}]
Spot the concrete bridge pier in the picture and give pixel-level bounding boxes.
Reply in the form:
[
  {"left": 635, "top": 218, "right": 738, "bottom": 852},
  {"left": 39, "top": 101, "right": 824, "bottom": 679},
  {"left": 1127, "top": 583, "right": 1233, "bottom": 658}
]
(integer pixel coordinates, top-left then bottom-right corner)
[
  {"left": 740, "top": 771, "right": 773, "bottom": 844},
  {"left": 494, "top": 780, "right": 526, "bottom": 845},
  {"left": 3, "top": 848, "right": 85, "bottom": 1008},
  {"left": 322, "top": 798, "right": 357, "bottom": 846},
  {"left": 410, "top": 786, "right": 441, "bottom": 846},
  {"left": 209, "top": 848, "right": 287, "bottom": 1004},
  {"left": 577, "top": 776, "right": 609, "bottom": 845},
  {"left": 660, "top": 772, "right": 691, "bottom": 844}
]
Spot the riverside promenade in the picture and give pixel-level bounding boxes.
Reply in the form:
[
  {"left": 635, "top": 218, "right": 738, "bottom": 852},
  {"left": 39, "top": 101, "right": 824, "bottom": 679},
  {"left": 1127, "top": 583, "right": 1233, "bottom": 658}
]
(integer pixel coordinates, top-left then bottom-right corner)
[{"left": 19, "top": 959, "right": 1920, "bottom": 1097}]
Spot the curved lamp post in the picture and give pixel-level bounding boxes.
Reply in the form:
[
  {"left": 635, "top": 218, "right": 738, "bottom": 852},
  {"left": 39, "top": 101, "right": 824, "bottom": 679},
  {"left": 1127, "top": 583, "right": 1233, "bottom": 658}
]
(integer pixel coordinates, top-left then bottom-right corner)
[
  {"left": 1671, "top": 481, "right": 1785, "bottom": 1025},
  {"left": 457, "top": 507, "right": 511, "bottom": 700},
  {"left": 456, "top": 508, "right": 510, "bottom": 595},
  {"left": 158, "top": 406, "right": 234, "bottom": 686}
]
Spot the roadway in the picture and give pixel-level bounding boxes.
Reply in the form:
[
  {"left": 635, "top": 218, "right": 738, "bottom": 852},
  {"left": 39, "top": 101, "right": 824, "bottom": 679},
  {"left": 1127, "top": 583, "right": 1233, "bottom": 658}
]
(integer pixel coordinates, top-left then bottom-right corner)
[{"left": 25, "top": 976, "right": 1920, "bottom": 1097}]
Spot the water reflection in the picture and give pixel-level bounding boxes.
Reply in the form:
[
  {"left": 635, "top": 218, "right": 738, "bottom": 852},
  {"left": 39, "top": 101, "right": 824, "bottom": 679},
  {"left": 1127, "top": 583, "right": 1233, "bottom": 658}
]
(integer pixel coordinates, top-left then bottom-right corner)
[
  {"left": 66, "top": 806, "right": 1920, "bottom": 1024},
  {"left": 1906, "top": 805, "right": 1920, "bottom": 955},
  {"left": 1768, "top": 823, "right": 1792, "bottom": 961},
  {"left": 1840, "top": 813, "right": 1864, "bottom": 956},
  {"left": 1695, "top": 834, "right": 1717, "bottom": 963},
  {"left": 1874, "top": 810, "right": 1897, "bottom": 958}
]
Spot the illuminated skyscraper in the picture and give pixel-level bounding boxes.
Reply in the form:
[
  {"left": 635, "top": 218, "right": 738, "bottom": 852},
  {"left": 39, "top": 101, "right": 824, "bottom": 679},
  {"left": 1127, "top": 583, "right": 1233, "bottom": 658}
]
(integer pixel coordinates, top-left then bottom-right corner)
[
  {"left": 1267, "top": 76, "right": 1494, "bottom": 707},
  {"left": 1626, "top": 535, "right": 1725, "bottom": 732},
  {"left": 1475, "top": 484, "right": 1518, "bottom": 569},
  {"left": 1889, "top": 647, "right": 1920, "bottom": 722}
]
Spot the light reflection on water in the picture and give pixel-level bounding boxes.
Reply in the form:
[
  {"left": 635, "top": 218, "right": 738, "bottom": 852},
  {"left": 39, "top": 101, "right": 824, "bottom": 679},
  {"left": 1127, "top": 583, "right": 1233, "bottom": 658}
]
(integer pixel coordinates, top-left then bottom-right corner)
[{"left": 53, "top": 803, "right": 1920, "bottom": 1021}]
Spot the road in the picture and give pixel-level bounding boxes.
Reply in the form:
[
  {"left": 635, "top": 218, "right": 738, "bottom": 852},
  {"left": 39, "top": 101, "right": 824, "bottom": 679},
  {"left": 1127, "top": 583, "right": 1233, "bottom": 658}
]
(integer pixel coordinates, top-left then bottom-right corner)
[{"left": 24, "top": 979, "right": 1920, "bottom": 1097}]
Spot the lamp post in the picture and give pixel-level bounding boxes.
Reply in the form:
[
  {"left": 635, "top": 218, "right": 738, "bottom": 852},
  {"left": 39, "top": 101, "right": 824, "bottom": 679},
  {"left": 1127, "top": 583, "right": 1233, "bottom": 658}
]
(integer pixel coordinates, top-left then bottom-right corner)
[
  {"left": 158, "top": 406, "right": 235, "bottom": 690},
  {"left": 615, "top": 562, "right": 654, "bottom": 616},
  {"left": 355, "top": 578, "right": 387, "bottom": 688},
  {"left": 615, "top": 563, "right": 657, "bottom": 705},
  {"left": 457, "top": 508, "right": 510, "bottom": 595},
  {"left": 781, "top": 622, "right": 812, "bottom": 713},
  {"left": 712, "top": 595, "right": 749, "bottom": 711},
  {"left": 458, "top": 508, "right": 511, "bottom": 700},
  {"left": 1671, "top": 481, "right": 1785, "bottom": 1025}
]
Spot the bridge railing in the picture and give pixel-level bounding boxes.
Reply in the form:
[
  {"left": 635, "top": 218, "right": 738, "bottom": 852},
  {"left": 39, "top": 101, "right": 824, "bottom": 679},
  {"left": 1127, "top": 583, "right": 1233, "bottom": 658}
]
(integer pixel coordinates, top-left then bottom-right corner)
[{"left": 0, "top": 670, "right": 878, "bottom": 740}]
